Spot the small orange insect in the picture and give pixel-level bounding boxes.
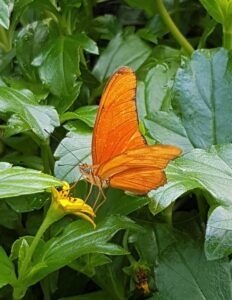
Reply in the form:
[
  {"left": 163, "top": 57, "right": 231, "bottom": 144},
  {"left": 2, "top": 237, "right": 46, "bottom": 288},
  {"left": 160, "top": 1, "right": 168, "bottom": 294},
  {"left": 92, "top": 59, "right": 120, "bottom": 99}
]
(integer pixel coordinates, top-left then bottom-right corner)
[{"left": 80, "top": 67, "right": 181, "bottom": 205}]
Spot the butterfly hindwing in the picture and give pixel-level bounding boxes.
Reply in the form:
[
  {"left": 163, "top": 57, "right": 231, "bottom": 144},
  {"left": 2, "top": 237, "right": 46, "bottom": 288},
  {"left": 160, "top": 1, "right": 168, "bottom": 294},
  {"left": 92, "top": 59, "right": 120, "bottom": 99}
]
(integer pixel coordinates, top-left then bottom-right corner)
[
  {"left": 96, "top": 145, "right": 181, "bottom": 194},
  {"left": 109, "top": 168, "right": 166, "bottom": 194}
]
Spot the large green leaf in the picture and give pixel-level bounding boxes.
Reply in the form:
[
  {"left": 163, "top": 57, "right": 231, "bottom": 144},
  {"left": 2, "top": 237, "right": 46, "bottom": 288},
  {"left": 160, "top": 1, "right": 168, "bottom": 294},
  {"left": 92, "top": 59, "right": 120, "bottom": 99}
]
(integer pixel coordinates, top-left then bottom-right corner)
[
  {"left": 54, "top": 124, "right": 92, "bottom": 182},
  {"left": 93, "top": 32, "right": 152, "bottom": 80},
  {"left": 24, "top": 215, "right": 139, "bottom": 287},
  {"left": 145, "top": 111, "right": 193, "bottom": 153},
  {"left": 0, "top": 162, "right": 61, "bottom": 198},
  {"left": 205, "top": 205, "right": 232, "bottom": 260},
  {"left": 15, "top": 21, "right": 49, "bottom": 81},
  {"left": 173, "top": 48, "right": 232, "bottom": 149},
  {"left": 32, "top": 36, "right": 81, "bottom": 112},
  {"left": 0, "top": 0, "right": 10, "bottom": 29},
  {"left": 0, "top": 87, "right": 59, "bottom": 140},
  {"left": 138, "top": 63, "right": 179, "bottom": 114},
  {"left": 6, "top": 193, "right": 49, "bottom": 213},
  {"left": 149, "top": 144, "right": 232, "bottom": 215},
  {"left": 96, "top": 189, "right": 149, "bottom": 222},
  {"left": 153, "top": 225, "right": 232, "bottom": 300},
  {"left": 0, "top": 246, "right": 16, "bottom": 288}
]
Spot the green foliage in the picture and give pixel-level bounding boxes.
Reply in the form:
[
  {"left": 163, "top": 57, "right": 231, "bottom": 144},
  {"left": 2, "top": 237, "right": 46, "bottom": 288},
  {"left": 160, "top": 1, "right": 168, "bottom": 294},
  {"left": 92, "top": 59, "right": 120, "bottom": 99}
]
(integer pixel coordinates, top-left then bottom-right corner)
[{"left": 0, "top": 0, "right": 232, "bottom": 299}]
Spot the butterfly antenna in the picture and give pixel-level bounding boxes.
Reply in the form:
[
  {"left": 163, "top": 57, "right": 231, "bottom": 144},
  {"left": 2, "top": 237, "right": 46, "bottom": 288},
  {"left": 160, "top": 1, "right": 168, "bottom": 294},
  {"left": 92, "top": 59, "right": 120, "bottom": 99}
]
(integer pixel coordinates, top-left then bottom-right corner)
[{"left": 70, "top": 173, "right": 83, "bottom": 190}]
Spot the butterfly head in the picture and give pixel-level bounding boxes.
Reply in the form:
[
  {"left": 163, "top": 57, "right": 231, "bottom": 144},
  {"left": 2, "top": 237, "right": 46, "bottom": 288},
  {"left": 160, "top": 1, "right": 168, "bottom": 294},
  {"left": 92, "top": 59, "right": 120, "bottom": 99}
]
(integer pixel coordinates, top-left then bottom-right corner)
[
  {"left": 80, "top": 163, "right": 96, "bottom": 185},
  {"left": 80, "top": 163, "right": 109, "bottom": 189},
  {"left": 80, "top": 163, "right": 91, "bottom": 176}
]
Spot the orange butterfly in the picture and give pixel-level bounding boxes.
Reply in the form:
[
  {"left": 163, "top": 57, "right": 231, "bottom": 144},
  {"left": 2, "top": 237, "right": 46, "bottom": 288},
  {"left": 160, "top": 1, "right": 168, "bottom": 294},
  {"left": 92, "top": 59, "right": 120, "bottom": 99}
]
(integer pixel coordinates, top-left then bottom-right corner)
[{"left": 80, "top": 67, "right": 181, "bottom": 204}]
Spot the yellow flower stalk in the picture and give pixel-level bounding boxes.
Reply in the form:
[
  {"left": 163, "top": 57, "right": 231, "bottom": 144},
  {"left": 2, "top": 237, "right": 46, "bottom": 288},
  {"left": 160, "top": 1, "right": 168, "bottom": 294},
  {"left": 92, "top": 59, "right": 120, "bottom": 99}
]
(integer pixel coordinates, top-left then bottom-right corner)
[
  {"left": 51, "top": 181, "right": 96, "bottom": 228},
  {"left": 13, "top": 181, "right": 96, "bottom": 300}
]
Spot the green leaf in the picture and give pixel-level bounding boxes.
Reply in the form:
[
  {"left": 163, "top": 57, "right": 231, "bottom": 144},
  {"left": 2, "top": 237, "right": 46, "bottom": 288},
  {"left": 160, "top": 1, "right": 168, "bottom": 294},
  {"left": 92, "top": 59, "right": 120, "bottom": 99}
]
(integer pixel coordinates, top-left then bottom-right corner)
[
  {"left": 0, "top": 0, "right": 10, "bottom": 29},
  {"left": 3, "top": 77, "right": 49, "bottom": 101},
  {"left": 129, "top": 224, "right": 158, "bottom": 266},
  {"left": 15, "top": 21, "right": 49, "bottom": 81},
  {"left": 124, "top": 0, "right": 156, "bottom": 16},
  {"left": 96, "top": 189, "right": 149, "bottom": 222},
  {"left": 205, "top": 205, "right": 232, "bottom": 260},
  {"left": 5, "top": 114, "right": 30, "bottom": 137},
  {"left": 0, "top": 202, "right": 20, "bottom": 229},
  {"left": 0, "top": 246, "right": 17, "bottom": 288},
  {"left": 0, "top": 48, "right": 15, "bottom": 73},
  {"left": 199, "top": 0, "right": 227, "bottom": 24},
  {"left": 61, "top": 105, "right": 98, "bottom": 128},
  {"left": 6, "top": 192, "right": 49, "bottom": 213},
  {"left": 33, "top": 36, "right": 81, "bottom": 112},
  {"left": 24, "top": 215, "right": 139, "bottom": 286},
  {"left": 54, "top": 126, "right": 92, "bottom": 182},
  {"left": 198, "top": 17, "right": 217, "bottom": 49},
  {"left": 154, "top": 225, "right": 232, "bottom": 300},
  {"left": 0, "top": 87, "right": 59, "bottom": 140},
  {"left": 91, "top": 15, "right": 122, "bottom": 40},
  {"left": 141, "top": 63, "right": 179, "bottom": 113},
  {"left": 59, "top": 0, "right": 82, "bottom": 9},
  {"left": 1, "top": 135, "right": 38, "bottom": 155},
  {"left": 137, "top": 14, "right": 168, "bottom": 43},
  {"left": 93, "top": 32, "right": 151, "bottom": 80},
  {"left": 11, "top": 237, "right": 31, "bottom": 272},
  {"left": 59, "top": 290, "right": 110, "bottom": 300},
  {"left": 10, "top": 236, "right": 44, "bottom": 271},
  {"left": 173, "top": 48, "right": 232, "bottom": 148},
  {"left": 74, "top": 33, "right": 99, "bottom": 54},
  {"left": 70, "top": 253, "right": 112, "bottom": 277},
  {"left": 144, "top": 111, "right": 194, "bottom": 153},
  {"left": 0, "top": 162, "right": 61, "bottom": 198},
  {"left": 93, "top": 257, "right": 127, "bottom": 300},
  {"left": 149, "top": 144, "right": 232, "bottom": 215},
  {"left": 0, "top": 162, "right": 11, "bottom": 170},
  {"left": 0, "top": 0, "right": 11, "bottom": 29}
]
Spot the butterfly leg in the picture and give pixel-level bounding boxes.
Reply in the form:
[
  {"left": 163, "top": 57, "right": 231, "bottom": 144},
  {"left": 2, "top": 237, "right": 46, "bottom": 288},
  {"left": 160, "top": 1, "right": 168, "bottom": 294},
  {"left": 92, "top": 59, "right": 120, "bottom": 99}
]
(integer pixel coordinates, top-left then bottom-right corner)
[
  {"left": 94, "top": 185, "right": 107, "bottom": 212},
  {"left": 84, "top": 183, "right": 93, "bottom": 203}
]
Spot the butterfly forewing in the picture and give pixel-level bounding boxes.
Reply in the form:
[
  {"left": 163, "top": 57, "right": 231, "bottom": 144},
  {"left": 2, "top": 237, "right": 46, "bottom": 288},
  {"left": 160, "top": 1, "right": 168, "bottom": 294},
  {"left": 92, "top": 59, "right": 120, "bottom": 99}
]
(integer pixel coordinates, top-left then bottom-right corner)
[{"left": 92, "top": 67, "right": 145, "bottom": 165}]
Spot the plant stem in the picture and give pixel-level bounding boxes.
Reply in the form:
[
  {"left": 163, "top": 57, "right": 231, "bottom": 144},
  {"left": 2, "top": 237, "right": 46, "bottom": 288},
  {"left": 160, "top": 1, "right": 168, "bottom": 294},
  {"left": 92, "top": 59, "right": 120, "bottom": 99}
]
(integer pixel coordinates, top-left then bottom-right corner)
[
  {"left": 40, "top": 140, "right": 54, "bottom": 174},
  {"left": 13, "top": 203, "right": 64, "bottom": 300},
  {"left": 223, "top": 25, "right": 232, "bottom": 50},
  {"left": 155, "top": 0, "right": 194, "bottom": 55},
  {"left": 123, "top": 230, "right": 136, "bottom": 265},
  {"left": 0, "top": 26, "right": 10, "bottom": 52},
  {"left": 162, "top": 203, "right": 174, "bottom": 227},
  {"left": 196, "top": 191, "right": 207, "bottom": 225}
]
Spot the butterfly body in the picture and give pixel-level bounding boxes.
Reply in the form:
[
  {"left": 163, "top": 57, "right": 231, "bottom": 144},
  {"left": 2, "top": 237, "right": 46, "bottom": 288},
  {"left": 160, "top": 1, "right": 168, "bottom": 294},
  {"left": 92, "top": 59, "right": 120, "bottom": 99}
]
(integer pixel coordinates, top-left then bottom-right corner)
[
  {"left": 80, "top": 67, "right": 181, "bottom": 195},
  {"left": 80, "top": 163, "right": 109, "bottom": 188}
]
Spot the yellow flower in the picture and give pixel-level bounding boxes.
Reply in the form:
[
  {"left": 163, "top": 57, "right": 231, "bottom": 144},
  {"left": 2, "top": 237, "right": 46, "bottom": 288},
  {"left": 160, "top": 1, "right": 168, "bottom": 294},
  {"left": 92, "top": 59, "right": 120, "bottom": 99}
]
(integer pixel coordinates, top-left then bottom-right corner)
[{"left": 51, "top": 181, "right": 96, "bottom": 228}]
